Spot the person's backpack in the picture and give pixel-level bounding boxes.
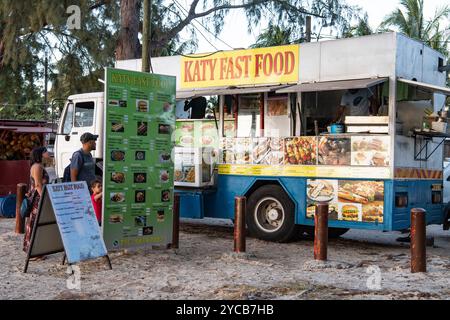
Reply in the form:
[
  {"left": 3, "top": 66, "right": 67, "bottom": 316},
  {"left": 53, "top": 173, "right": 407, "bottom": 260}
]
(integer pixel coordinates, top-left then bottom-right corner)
[
  {"left": 62, "top": 150, "right": 84, "bottom": 183},
  {"left": 20, "top": 191, "right": 36, "bottom": 219}
]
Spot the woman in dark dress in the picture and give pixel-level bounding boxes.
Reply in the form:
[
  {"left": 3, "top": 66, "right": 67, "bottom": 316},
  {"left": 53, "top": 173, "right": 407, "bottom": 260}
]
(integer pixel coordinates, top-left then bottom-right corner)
[{"left": 23, "top": 147, "right": 50, "bottom": 254}]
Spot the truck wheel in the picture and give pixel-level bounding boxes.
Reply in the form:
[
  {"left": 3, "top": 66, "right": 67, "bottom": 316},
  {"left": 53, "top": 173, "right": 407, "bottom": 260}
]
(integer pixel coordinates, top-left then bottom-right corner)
[
  {"left": 298, "top": 226, "right": 349, "bottom": 239},
  {"left": 246, "top": 185, "right": 297, "bottom": 243}
]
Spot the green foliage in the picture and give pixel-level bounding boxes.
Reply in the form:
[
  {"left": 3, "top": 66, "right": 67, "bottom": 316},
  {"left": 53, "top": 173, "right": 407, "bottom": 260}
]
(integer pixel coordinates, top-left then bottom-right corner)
[
  {"left": 379, "top": 0, "right": 449, "bottom": 56},
  {"left": 250, "top": 24, "right": 293, "bottom": 48},
  {"left": 343, "top": 13, "right": 373, "bottom": 38},
  {"left": 0, "top": 0, "right": 367, "bottom": 112}
]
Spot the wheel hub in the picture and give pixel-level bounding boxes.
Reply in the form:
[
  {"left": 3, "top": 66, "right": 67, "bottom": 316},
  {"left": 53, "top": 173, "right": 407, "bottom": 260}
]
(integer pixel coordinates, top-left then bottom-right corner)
[
  {"left": 254, "top": 197, "right": 285, "bottom": 233},
  {"left": 267, "top": 208, "right": 281, "bottom": 221}
]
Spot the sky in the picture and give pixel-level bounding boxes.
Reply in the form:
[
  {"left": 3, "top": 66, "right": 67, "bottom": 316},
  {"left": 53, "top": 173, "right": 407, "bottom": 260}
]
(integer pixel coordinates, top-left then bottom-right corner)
[{"left": 182, "top": 0, "right": 450, "bottom": 53}]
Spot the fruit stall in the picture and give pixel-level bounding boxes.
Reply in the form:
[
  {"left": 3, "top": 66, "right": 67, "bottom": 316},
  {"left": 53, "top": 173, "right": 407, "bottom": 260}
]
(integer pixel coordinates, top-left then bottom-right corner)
[{"left": 0, "top": 120, "right": 53, "bottom": 212}]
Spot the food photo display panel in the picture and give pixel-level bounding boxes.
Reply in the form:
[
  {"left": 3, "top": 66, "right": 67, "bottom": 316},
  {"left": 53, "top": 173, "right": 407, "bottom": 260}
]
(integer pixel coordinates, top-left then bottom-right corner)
[{"left": 306, "top": 179, "right": 384, "bottom": 223}]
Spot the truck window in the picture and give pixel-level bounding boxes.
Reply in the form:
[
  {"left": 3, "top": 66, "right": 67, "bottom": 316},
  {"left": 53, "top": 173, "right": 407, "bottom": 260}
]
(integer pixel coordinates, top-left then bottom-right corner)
[
  {"left": 74, "top": 102, "right": 95, "bottom": 128},
  {"left": 61, "top": 102, "right": 75, "bottom": 135}
]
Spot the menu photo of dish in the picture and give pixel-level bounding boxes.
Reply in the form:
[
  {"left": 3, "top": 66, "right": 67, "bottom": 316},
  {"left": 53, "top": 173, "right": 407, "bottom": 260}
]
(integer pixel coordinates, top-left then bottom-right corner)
[
  {"left": 263, "top": 138, "right": 284, "bottom": 165},
  {"left": 179, "top": 122, "right": 194, "bottom": 133},
  {"left": 284, "top": 137, "right": 317, "bottom": 165},
  {"left": 234, "top": 138, "right": 252, "bottom": 164},
  {"left": 338, "top": 180, "right": 384, "bottom": 223},
  {"left": 159, "top": 152, "right": 171, "bottom": 163},
  {"left": 351, "top": 136, "right": 390, "bottom": 166},
  {"left": 158, "top": 124, "right": 171, "bottom": 135},
  {"left": 220, "top": 137, "right": 235, "bottom": 164},
  {"left": 199, "top": 135, "right": 215, "bottom": 147},
  {"left": 109, "top": 214, "right": 124, "bottom": 224},
  {"left": 110, "top": 192, "right": 125, "bottom": 203},
  {"left": 157, "top": 209, "right": 165, "bottom": 223},
  {"left": 137, "top": 122, "right": 148, "bottom": 136},
  {"left": 306, "top": 202, "right": 339, "bottom": 220},
  {"left": 111, "top": 122, "right": 125, "bottom": 133},
  {"left": 252, "top": 138, "right": 270, "bottom": 164},
  {"left": 111, "top": 172, "right": 125, "bottom": 184},
  {"left": 307, "top": 179, "right": 338, "bottom": 203},
  {"left": 135, "top": 190, "right": 146, "bottom": 203},
  {"left": 161, "top": 190, "right": 171, "bottom": 203},
  {"left": 135, "top": 151, "right": 146, "bottom": 161},
  {"left": 133, "top": 172, "right": 147, "bottom": 184},
  {"left": 338, "top": 203, "right": 362, "bottom": 222},
  {"left": 175, "top": 166, "right": 195, "bottom": 183},
  {"left": 134, "top": 216, "right": 147, "bottom": 227},
  {"left": 318, "top": 137, "right": 351, "bottom": 165},
  {"left": 109, "top": 100, "right": 127, "bottom": 108},
  {"left": 111, "top": 150, "right": 126, "bottom": 162},
  {"left": 178, "top": 135, "right": 193, "bottom": 147},
  {"left": 136, "top": 99, "right": 149, "bottom": 112},
  {"left": 160, "top": 170, "right": 170, "bottom": 183}
]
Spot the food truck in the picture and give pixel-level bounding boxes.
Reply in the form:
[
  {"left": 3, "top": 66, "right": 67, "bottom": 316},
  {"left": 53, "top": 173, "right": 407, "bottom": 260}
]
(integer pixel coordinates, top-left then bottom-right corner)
[{"left": 56, "top": 32, "right": 450, "bottom": 242}]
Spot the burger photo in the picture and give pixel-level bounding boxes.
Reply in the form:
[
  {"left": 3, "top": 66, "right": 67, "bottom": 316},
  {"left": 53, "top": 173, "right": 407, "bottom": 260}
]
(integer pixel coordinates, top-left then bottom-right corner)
[{"left": 341, "top": 204, "right": 360, "bottom": 221}]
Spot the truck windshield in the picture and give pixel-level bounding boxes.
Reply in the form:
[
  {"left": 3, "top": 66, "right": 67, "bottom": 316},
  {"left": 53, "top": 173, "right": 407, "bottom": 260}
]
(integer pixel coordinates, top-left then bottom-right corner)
[{"left": 74, "top": 102, "right": 95, "bottom": 127}]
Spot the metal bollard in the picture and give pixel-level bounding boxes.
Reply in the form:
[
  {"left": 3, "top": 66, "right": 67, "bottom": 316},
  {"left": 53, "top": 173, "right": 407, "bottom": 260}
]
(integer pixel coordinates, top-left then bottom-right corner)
[
  {"left": 171, "top": 193, "right": 180, "bottom": 249},
  {"left": 15, "top": 184, "right": 27, "bottom": 234},
  {"left": 314, "top": 202, "right": 329, "bottom": 261},
  {"left": 234, "top": 196, "right": 246, "bottom": 253},
  {"left": 411, "top": 208, "right": 426, "bottom": 273}
]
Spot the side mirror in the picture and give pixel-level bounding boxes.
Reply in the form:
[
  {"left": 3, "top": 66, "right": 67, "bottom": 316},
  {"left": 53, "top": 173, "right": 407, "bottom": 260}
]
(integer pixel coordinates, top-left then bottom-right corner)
[{"left": 65, "top": 135, "right": 71, "bottom": 142}]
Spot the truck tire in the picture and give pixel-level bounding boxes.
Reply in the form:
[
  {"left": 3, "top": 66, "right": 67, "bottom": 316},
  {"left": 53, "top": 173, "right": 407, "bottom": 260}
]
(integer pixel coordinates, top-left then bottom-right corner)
[
  {"left": 246, "top": 185, "right": 297, "bottom": 243},
  {"left": 298, "top": 226, "right": 349, "bottom": 239}
]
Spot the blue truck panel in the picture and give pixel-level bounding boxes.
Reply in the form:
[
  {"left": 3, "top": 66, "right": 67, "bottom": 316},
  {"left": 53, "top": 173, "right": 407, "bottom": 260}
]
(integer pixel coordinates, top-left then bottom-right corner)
[{"left": 178, "top": 174, "right": 445, "bottom": 232}]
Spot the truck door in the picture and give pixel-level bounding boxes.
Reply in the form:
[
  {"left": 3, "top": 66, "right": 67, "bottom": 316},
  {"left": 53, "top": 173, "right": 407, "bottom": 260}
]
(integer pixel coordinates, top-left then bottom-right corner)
[{"left": 55, "top": 100, "right": 96, "bottom": 178}]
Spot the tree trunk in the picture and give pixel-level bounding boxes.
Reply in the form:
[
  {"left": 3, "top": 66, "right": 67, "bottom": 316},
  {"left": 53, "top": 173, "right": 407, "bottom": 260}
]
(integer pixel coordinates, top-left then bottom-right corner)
[{"left": 116, "top": 0, "right": 141, "bottom": 61}]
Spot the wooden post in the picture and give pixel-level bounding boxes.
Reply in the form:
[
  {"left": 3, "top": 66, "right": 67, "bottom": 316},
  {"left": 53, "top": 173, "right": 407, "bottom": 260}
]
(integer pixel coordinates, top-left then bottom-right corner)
[
  {"left": 234, "top": 196, "right": 246, "bottom": 253},
  {"left": 15, "top": 183, "right": 27, "bottom": 234},
  {"left": 411, "top": 208, "right": 426, "bottom": 273},
  {"left": 314, "top": 202, "right": 328, "bottom": 261}
]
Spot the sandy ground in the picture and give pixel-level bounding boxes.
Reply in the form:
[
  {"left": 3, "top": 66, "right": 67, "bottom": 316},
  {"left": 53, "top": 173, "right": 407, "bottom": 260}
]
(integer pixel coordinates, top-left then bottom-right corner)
[{"left": 0, "top": 217, "right": 449, "bottom": 300}]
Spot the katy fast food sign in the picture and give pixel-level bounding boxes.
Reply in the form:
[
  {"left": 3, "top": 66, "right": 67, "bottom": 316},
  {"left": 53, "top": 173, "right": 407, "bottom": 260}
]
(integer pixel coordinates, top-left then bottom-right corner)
[{"left": 181, "top": 44, "right": 299, "bottom": 89}]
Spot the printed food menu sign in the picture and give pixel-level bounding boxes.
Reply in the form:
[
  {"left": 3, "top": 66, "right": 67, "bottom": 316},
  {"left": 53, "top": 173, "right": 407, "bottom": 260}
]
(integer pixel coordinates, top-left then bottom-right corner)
[
  {"left": 306, "top": 179, "right": 384, "bottom": 223},
  {"left": 47, "top": 182, "right": 108, "bottom": 263},
  {"left": 104, "top": 68, "right": 176, "bottom": 250}
]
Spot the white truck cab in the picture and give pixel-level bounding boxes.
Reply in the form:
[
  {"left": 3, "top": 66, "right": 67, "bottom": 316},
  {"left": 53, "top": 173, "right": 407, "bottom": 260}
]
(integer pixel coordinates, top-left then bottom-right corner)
[{"left": 54, "top": 92, "right": 105, "bottom": 179}]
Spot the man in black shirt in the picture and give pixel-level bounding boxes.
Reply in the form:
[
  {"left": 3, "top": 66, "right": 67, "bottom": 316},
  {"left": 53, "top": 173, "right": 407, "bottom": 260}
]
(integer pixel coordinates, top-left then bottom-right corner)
[{"left": 184, "top": 96, "right": 207, "bottom": 119}]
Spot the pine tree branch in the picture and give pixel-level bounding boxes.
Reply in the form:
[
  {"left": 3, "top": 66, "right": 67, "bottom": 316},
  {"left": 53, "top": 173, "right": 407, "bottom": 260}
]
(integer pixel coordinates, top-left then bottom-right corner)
[
  {"left": 90, "top": 0, "right": 111, "bottom": 11},
  {"left": 164, "top": 0, "right": 322, "bottom": 45}
]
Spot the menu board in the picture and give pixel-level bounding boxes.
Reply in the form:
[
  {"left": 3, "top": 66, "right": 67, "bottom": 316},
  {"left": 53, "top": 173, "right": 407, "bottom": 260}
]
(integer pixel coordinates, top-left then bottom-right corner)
[
  {"left": 234, "top": 137, "right": 252, "bottom": 164},
  {"left": 351, "top": 136, "right": 390, "bottom": 166},
  {"left": 175, "top": 120, "right": 222, "bottom": 148},
  {"left": 318, "top": 137, "right": 351, "bottom": 165},
  {"left": 285, "top": 137, "right": 317, "bottom": 165},
  {"left": 104, "top": 68, "right": 176, "bottom": 250},
  {"left": 252, "top": 137, "right": 284, "bottom": 165},
  {"left": 47, "top": 182, "right": 108, "bottom": 263},
  {"left": 306, "top": 179, "right": 384, "bottom": 223},
  {"left": 218, "top": 135, "right": 390, "bottom": 169}
]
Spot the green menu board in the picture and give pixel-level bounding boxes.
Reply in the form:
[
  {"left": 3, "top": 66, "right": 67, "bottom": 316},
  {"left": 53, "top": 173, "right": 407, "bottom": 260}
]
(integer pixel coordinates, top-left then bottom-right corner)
[{"left": 103, "top": 68, "right": 176, "bottom": 250}]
